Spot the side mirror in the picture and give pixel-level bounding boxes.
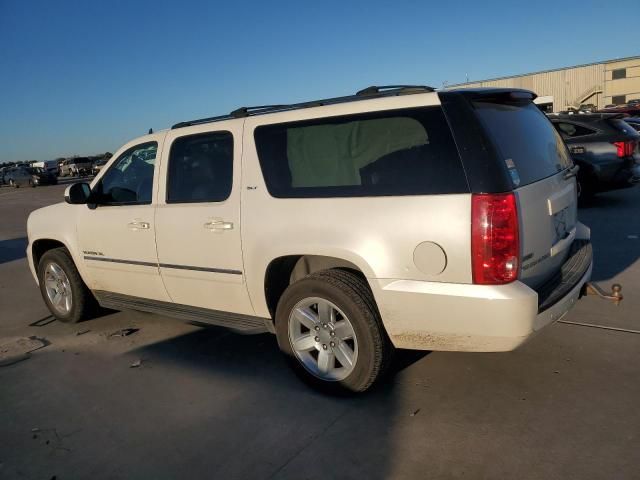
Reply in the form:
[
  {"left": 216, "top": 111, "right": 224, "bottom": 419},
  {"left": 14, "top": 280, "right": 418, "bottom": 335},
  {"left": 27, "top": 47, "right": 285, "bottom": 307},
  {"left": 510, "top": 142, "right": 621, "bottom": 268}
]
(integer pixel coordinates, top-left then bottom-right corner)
[{"left": 64, "top": 182, "right": 91, "bottom": 204}]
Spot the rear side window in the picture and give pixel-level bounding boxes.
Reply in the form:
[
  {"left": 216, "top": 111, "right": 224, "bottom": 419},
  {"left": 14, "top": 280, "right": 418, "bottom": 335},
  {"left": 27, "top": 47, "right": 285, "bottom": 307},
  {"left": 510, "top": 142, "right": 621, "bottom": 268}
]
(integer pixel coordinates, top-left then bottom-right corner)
[
  {"left": 554, "top": 122, "right": 596, "bottom": 138},
  {"left": 167, "top": 132, "right": 233, "bottom": 203},
  {"left": 254, "top": 107, "right": 468, "bottom": 198},
  {"left": 473, "top": 102, "right": 572, "bottom": 187}
]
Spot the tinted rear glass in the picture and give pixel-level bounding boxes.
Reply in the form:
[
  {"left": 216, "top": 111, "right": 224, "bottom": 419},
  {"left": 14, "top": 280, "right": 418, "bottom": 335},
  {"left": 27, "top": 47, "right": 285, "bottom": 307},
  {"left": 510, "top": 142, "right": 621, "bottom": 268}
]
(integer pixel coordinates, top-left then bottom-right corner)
[
  {"left": 254, "top": 107, "right": 468, "bottom": 198},
  {"left": 473, "top": 101, "right": 572, "bottom": 187}
]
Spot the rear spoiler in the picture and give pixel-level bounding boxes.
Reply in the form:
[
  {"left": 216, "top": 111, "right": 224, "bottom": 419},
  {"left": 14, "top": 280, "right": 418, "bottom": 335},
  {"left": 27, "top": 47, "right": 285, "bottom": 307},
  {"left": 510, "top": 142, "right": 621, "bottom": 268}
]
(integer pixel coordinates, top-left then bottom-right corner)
[{"left": 444, "top": 88, "right": 537, "bottom": 103}]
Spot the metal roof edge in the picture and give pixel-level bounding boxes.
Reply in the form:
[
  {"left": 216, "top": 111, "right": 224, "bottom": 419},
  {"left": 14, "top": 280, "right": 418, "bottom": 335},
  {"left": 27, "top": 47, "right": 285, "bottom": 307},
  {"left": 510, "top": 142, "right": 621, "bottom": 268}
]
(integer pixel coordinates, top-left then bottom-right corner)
[{"left": 448, "top": 55, "right": 640, "bottom": 88}]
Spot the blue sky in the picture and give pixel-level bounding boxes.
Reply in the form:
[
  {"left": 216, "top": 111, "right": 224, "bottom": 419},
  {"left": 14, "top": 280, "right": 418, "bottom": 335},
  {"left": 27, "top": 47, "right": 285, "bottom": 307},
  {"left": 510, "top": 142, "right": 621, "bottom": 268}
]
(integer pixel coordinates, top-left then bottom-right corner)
[{"left": 0, "top": 0, "right": 637, "bottom": 161}]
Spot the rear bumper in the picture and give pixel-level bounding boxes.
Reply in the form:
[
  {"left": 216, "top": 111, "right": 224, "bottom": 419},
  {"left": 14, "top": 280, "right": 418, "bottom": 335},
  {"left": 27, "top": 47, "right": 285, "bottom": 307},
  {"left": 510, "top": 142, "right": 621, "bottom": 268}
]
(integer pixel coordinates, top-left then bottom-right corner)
[{"left": 372, "top": 239, "right": 593, "bottom": 352}]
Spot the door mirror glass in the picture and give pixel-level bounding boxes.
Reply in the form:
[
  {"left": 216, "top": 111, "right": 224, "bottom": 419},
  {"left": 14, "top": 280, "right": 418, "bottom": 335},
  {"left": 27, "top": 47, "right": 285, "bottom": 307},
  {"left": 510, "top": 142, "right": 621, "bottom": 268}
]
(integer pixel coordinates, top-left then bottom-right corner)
[{"left": 64, "top": 182, "right": 91, "bottom": 204}]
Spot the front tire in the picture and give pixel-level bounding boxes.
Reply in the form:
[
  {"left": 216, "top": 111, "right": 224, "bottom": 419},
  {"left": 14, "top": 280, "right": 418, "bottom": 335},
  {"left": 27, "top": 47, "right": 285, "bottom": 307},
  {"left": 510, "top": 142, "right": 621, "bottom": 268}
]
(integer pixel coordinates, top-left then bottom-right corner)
[
  {"left": 275, "top": 270, "right": 393, "bottom": 393},
  {"left": 38, "top": 248, "right": 96, "bottom": 323}
]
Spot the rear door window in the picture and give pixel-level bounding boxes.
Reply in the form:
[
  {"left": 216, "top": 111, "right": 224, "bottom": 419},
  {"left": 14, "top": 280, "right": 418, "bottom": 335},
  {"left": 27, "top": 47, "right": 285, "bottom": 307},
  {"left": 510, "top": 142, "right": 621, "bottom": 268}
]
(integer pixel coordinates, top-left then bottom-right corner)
[
  {"left": 166, "top": 132, "right": 233, "bottom": 203},
  {"left": 473, "top": 102, "right": 572, "bottom": 187},
  {"left": 254, "top": 107, "right": 468, "bottom": 198}
]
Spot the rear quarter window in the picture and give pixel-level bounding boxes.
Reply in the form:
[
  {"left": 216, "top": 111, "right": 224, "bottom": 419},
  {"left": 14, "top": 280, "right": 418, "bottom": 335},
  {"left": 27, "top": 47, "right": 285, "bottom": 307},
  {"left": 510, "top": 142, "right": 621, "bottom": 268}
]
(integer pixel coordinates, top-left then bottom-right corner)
[
  {"left": 553, "top": 122, "right": 596, "bottom": 138},
  {"left": 473, "top": 102, "right": 572, "bottom": 187},
  {"left": 254, "top": 107, "right": 468, "bottom": 198}
]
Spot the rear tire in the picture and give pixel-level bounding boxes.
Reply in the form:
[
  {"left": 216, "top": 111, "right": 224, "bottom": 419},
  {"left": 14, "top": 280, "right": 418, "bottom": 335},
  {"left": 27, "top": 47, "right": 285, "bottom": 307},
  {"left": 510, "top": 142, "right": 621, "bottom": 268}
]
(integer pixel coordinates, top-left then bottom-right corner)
[
  {"left": 38, "top": 248, "right": 97, "bottom": 323},
  {"left": 275, "top": 269, "right": 393, "bottom": 393}
]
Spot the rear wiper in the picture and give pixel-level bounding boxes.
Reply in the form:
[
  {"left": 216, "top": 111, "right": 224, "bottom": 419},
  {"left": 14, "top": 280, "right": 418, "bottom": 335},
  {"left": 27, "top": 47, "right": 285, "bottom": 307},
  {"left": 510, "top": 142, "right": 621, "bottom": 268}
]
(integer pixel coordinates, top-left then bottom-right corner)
[{"left": 563, "top": 164, "right": 580, "bottom": 180}]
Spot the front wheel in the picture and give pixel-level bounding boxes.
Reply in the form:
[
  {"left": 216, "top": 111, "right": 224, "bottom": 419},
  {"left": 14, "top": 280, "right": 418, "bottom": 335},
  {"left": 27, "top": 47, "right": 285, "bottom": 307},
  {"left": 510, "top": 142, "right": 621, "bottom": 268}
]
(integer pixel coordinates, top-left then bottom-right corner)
[
  {"left": 275, "top": 270, "right": 393, "bottom": 393},
  {"left": 38, "top": 248, "right": 96, "bottom": 323}
]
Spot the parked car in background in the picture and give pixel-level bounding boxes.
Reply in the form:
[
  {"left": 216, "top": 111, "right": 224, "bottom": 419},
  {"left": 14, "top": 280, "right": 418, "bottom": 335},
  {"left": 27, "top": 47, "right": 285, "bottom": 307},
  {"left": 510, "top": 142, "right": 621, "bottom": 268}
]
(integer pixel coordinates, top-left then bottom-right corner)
[
  {"left": 92, "top": 158, "right": 108, "bottom": 176},
  {"left": 59, "top": 157, "right": 92, "bottom": 177},
  {"left": 28, "top": 167, "right": 58, "bottom": 186},
  {"left": 32, "top": 160, "right": 60, "bottom": 176},
  {"left": 4, "top": 166, "right": 58, "bottom": 187},
  {"left": 0, "top": 166, "right": 9, "bottom": 185},
  {"left": 624, "top": 117, "right": 640, "bottom": 132},
  {"left": 599, "top": 103, "right": 640, "bottom": 116},
  {"left": 27, "top": 86, "right": 615, "bottom": 392},
  {"left": 548, "top": 113, "right": 640, "bottom": 196},
  {"left": 5, "top": 166, "right": 33, "bottom": 187}
]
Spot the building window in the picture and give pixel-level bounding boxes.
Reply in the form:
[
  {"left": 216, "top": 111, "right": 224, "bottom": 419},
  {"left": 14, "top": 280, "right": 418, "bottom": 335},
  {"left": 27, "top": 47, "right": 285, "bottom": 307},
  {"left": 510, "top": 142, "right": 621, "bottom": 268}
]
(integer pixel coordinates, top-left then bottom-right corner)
[
  {"left": 612, "top": 95, "right": 626, "bottom": 105},
  {"left": 612, "top": 68, "right": 626, "bottom": 80}
]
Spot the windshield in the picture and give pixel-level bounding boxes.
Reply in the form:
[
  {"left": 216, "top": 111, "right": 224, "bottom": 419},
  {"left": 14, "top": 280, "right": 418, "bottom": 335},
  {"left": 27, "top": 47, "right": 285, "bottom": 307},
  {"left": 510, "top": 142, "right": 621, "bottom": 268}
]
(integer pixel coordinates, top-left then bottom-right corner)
[{"left": 473, "top": 101, "right": 573, "bottom": 187}]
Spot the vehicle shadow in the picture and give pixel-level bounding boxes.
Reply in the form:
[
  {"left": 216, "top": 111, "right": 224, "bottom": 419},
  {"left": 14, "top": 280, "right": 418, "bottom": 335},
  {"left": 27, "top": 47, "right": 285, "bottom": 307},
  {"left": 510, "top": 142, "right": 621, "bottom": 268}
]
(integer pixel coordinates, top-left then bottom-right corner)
[
  {"left": 130, "top": 325, "right": 427, "bottom": 479},
  {"left": 577, "top": 188, "right": 640, "bottom": 282},
  {"left": 0, "top": 237, "right": 27, "bottom": 264}
]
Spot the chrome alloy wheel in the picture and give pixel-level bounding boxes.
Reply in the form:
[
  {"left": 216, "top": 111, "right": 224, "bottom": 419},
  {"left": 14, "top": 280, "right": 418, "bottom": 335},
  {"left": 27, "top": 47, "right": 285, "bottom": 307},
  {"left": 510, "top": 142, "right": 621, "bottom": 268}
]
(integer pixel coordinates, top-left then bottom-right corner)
[
  {"left": 288, "top": 297, "right": 358, "bottom": 381},
  {"left": 44, "top": 262, "right": 73, "bottom": 315}
]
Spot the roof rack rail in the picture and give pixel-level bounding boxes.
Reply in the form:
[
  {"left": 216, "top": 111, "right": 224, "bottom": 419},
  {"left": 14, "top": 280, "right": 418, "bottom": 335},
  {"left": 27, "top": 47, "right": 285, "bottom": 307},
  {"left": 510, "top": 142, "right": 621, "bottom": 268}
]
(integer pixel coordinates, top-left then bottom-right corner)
[
  {"left": 355, "top": 85, "right": 435, "bottom": 96},
  {"left": 230, "top": 105, "right": 288, "bottom": 118},
  {"left": 171, "top": 85, "right": 436, "bottom": 129},
  {"left": 171, "top": 113, "right": 235, "bottom": 130}
]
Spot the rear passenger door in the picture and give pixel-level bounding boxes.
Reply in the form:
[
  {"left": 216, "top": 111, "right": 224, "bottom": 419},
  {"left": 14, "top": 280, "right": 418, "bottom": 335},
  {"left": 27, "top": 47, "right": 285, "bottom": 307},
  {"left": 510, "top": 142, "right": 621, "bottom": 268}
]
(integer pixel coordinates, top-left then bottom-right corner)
[{"left": 155, "top": 122, "right": 254, "bottom": 315}]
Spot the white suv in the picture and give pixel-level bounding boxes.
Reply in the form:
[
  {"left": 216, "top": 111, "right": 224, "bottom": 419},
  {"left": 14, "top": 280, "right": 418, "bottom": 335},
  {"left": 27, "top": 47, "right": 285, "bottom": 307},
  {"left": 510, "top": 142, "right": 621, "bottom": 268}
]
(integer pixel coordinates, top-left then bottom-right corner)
[{"left": 27, "top": 86, "right": 608, "bottom": 392}]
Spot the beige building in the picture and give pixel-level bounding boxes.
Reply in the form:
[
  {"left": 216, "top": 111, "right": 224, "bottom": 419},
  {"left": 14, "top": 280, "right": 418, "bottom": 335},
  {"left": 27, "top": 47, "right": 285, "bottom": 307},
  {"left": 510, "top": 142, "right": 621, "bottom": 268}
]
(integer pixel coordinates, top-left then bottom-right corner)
[{"left": 449, "top": 56, "right": 640, "bottom": 112}]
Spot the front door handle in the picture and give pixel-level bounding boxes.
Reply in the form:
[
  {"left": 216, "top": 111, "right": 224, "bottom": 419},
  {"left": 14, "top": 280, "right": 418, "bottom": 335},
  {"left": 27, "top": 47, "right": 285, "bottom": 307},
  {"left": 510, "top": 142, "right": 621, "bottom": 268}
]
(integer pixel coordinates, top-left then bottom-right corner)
[
  {"left": 127, "top": 220, "right": 150, "bottom": 230},
  {"left": 204, "top": 220, "right": 234, "bottom": 231}
]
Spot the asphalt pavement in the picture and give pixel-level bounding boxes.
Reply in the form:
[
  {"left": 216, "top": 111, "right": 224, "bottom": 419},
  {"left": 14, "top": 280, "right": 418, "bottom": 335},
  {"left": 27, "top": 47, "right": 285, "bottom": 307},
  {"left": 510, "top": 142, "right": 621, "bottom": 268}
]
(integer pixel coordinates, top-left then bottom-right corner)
[{"left": 1, "top": 181, "right": 639, "bottom": 480}]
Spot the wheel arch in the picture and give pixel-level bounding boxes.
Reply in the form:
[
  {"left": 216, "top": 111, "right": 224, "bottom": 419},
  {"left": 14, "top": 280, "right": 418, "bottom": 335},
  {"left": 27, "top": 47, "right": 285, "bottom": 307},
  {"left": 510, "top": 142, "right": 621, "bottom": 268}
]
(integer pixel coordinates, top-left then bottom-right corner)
[
  {"left": 263, "top": 254, "right": 369, "bottom": 319},
  {"left": 32, "top": 238, "right": 68, "bottom": 272}
]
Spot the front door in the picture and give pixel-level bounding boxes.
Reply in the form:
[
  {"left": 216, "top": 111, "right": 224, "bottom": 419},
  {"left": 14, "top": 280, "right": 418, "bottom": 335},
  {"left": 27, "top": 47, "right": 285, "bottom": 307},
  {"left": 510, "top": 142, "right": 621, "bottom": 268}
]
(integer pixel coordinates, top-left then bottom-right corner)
[
  {"left": 154, "top": 123, "right": 253, "bottom": 315},
  {"left": 77, "top": 138, "right": 170, "bottom": 301}
]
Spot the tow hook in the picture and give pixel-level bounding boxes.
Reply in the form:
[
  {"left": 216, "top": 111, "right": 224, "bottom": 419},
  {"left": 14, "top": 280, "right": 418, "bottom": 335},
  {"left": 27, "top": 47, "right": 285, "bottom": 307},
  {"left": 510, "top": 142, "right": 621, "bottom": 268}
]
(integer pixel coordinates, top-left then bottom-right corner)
[{"left": 582, "top": 282, "right": 623, "bottom": 306}]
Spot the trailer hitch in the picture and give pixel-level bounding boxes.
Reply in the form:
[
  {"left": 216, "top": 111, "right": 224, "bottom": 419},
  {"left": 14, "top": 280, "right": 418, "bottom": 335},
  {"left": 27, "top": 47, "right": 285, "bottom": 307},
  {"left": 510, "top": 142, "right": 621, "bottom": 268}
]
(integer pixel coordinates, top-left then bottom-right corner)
[{"left": 582, "top": 282, "right": 623, "bottom": 306}]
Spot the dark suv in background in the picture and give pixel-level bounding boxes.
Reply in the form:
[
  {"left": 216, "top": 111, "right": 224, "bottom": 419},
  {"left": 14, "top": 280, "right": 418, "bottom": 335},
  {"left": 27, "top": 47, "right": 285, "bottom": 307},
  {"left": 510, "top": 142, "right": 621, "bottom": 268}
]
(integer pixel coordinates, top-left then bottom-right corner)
[
  {"left": 548, "top": 113, "right": 640, "bottom": 196},
  {"left": 624, "top": 117, "right": 640, "bottom": 132}
]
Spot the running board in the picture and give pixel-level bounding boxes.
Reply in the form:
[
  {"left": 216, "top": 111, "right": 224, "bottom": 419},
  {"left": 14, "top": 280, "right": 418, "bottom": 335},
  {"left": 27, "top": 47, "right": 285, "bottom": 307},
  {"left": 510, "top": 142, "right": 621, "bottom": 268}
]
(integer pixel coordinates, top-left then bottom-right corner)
[{"left": 93, "top": 291, "right": 274, "bottom": 333}]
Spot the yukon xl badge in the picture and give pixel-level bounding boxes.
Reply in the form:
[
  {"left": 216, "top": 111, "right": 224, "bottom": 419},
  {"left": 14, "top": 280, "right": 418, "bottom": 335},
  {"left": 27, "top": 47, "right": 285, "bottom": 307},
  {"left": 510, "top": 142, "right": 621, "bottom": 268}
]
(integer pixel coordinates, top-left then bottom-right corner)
[{"left": 82, "top": 250, "right": 104, "bottom": 256}]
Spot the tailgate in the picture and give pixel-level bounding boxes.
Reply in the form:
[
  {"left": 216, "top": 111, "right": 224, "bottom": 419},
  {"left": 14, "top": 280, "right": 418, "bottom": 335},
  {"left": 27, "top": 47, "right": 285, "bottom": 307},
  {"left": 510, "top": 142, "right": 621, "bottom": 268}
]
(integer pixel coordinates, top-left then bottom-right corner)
[
  {"left": 469, "top": 94, "right": 577, "bottom": 289},
  {"left": 515, "top": 172, "right": 577, "bottom": 289}
]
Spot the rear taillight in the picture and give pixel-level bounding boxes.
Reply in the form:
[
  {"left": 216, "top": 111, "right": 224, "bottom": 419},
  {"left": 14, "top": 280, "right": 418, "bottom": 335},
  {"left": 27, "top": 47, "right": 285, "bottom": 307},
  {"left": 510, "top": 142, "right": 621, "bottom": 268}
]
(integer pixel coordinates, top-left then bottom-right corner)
[
  {"left": 613, "top": 140, "right": 637, "bottom": 158},
  {"left": 471, "top": 193, "right": 520, "bottom": 285}
]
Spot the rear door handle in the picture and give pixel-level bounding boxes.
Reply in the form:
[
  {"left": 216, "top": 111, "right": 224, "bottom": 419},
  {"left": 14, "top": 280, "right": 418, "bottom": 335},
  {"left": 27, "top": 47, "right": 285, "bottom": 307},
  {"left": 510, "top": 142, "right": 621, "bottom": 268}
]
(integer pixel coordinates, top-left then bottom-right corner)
[
  {"left": 204, "top": 220, "right": 234, "bottom": 231},
  {"left": 127, "top": 220, "right": 150, "bottom": 230}
]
